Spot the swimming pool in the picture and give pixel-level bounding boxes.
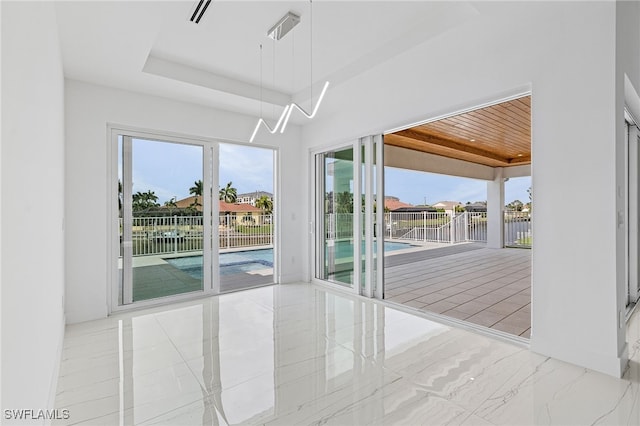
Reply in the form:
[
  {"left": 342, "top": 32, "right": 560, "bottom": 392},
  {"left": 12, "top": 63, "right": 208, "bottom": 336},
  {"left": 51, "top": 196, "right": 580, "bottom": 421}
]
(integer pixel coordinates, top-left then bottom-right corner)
[
  {"left": 165, "top": 241, "right": 415, "bottom": 278},
  {"left": 165, "top": 250, "right": 273, "bottom": 278}
]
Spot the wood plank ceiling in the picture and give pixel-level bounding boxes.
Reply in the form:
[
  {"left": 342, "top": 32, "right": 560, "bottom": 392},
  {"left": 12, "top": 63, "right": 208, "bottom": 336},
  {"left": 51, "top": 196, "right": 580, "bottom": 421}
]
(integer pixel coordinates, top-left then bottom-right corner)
[{"left": 385, "top": 96, "right": 531, "bottom": 167}]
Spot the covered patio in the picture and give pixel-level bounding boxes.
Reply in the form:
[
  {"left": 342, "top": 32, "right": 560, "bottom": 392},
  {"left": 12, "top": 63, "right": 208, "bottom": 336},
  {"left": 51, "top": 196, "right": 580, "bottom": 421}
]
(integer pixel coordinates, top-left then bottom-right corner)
[
  {"left": 383, "top": 95, "right": 532, "bottom": 338},
  {"left": 384, "top": 243, "right": 531, "bottom": 337}
]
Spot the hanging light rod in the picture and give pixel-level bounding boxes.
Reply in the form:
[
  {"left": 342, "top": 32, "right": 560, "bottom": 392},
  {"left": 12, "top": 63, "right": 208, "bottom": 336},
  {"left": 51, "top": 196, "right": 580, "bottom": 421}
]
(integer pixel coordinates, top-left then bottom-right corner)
[{"left": 267, "top": 12, "right": 301, "bottom": 41}]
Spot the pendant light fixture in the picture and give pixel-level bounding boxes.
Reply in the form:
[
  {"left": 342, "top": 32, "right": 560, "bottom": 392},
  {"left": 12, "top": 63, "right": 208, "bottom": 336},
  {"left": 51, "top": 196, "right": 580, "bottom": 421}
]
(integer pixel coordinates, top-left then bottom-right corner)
[
  {"left": 250, "top": 0, "right": 329, "bottom": 142},
  {"left": 250, "top": 44, "right": 291, "bottom": 143}
]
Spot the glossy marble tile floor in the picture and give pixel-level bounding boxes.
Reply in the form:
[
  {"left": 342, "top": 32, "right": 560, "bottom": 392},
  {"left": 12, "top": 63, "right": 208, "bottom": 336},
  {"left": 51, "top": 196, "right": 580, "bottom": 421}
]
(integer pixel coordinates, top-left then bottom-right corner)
[{"left": 55, "top": 284, "right": 640, "bottom": 425}]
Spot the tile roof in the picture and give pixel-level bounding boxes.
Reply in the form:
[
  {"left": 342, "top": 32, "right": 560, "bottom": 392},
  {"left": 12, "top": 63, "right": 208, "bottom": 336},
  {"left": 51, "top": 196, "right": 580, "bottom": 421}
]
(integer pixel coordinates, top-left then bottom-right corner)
[
  {"left": 171, "top": 196, "right": 262, "bottom": 213},
  {"left": 385, "top": 199, "right": 413, "bottom": 211}
]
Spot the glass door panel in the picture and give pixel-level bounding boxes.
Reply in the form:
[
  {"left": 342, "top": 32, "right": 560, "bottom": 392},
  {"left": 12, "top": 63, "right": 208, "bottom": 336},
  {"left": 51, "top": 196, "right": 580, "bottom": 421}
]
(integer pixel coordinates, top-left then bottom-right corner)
[
  {"left": 120, "top": 137, "right": 205, "bottom": 303},
  {"left": 317, "top": 147, "right": 355, "bottom": 287},
  {"left": 217, "top": 143, "right": 275, "bottom": 293}
]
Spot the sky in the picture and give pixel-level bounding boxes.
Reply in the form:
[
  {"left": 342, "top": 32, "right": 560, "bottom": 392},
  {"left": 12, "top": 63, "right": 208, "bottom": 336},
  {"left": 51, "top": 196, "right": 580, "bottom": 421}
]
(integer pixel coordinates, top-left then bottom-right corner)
[
  {"left": 384, "top": 167, "right": 531, "bottom": 206},
  {"left": 127, "top": 138, "right": 274, "bottom": 203},
  {"left": 125, "top": 138, "right": 530, "bottom": 206}
]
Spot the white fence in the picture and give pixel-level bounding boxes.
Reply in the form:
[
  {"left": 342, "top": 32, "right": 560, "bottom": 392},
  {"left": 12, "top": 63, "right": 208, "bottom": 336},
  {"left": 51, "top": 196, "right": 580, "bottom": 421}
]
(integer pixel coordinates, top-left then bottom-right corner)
[
  {"left": 384, "top": 211, "right": 530, "bottom": 248},
  {"left": 504, "top": 211, "right": 532, "bottom": 247},
  {"left": 123, "top": 214, "right": 274, "bottom": 256},
  {"left": 125, "top": 210, "right": 531, "bottom": 257}
]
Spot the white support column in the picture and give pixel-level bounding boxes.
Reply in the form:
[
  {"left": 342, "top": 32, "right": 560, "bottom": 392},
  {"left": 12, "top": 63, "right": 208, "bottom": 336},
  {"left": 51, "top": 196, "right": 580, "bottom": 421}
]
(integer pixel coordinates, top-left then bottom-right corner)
[{"left": 487, "top": 167, "right": 505, "bottom": 249}]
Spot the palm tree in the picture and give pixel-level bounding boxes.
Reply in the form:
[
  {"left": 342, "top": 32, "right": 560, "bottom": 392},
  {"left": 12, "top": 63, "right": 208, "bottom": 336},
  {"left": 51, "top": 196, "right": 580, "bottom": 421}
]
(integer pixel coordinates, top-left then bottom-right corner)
[
  {"left": 118, "top": 179, "right": 123, "bottom": 215},
  {"left": 188, "top": 180, "right": 203, "bottom": 214},
  {"left": 189, "top": 180, "right": 203, "bottom": 197},
  {"left": 163, "top": 197, "right": 177, "bottom": 214},
  {"left": 255, "top": 195, "right": 273, "bottom": 214},
  {"left": 219, "top": 181, "right": 237, "bottom": 203},
  {"left": 132, "top": 190, "right": 159, "bottom": 212}
]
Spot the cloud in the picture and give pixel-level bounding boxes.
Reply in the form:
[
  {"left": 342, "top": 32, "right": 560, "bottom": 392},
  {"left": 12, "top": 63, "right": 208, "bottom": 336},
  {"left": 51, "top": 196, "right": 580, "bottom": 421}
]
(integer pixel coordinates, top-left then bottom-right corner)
[{"left": 219, "top": 144, "right": 274, "bottom": 193}]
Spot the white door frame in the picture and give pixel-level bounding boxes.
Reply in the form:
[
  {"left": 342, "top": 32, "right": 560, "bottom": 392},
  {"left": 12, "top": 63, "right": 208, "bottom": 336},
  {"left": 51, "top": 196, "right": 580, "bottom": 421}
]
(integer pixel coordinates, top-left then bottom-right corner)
[
  {"left": 107, "top": 125, "right": 278, "bottom": 314},
  {"left": 309, "top": 136, "right": 383, "bottom": 297},
  {"left": 627, "top": 117, "right": 640, "bottom": 305}
]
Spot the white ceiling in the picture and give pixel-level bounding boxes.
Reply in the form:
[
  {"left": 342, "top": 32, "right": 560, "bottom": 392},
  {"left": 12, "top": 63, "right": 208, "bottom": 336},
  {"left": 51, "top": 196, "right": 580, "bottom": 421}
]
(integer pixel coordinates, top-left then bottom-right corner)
[{"left": 55, "top": 1, "right": 478, "bottom": 122}]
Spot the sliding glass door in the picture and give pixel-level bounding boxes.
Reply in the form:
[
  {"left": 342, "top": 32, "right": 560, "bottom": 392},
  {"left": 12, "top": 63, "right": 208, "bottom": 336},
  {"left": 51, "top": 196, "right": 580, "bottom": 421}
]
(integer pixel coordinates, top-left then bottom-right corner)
[
  {"left": 316, "top": 146, "right": 356, "bottom": 287},
  {"left": 314, "top": 137, "right": 383, "bottom": 295},
  {"left": 115, "top": 129, "right": 276, "bottom": 308},
  {"left": 119, "top": 136, "right": 210, "bottom": 304}
]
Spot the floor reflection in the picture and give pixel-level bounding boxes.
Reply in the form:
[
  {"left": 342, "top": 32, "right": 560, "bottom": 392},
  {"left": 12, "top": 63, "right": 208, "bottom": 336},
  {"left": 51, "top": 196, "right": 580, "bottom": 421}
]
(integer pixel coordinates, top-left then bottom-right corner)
[{"left": 55, "top": 284, "right": 640, "bottom": 425}]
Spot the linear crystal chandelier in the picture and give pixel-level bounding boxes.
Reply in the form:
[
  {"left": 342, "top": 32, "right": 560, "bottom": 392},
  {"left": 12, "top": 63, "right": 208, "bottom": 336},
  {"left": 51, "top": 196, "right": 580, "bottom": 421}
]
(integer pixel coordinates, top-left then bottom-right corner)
[{"left": 250, "top": 2, "right": 329, "bottom": 143}]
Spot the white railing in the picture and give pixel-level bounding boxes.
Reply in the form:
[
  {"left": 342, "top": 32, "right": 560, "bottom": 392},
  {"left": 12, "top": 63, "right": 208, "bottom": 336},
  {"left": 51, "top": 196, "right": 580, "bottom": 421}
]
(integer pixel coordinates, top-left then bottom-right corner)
[
  {"left": 325, "top": 213, "right": 355, "bottom": 240},
  {"left": 504, "top": 211, "right": 532, "bottom": 248},
  {"left": 218, "top": 214, "right": 273, "bottom": 250},
  {"left": 382, "top": 210, "right": 528, "bottom": 247},
  {"left": 122, "top": 214, "right": 274, "bottom": 256},
  {"left": 384, "top": 212, "right": 452, "bottom": 243},
  {"left": 467, "top": 212, "right": 488, "bottom": 242}
]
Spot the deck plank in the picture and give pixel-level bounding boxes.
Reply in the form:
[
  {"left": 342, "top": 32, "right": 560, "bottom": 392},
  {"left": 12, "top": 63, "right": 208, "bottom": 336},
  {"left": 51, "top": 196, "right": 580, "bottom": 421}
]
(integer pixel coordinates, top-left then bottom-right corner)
[{"left": 384, "top": 244, "right": 531, "bottom": 337}]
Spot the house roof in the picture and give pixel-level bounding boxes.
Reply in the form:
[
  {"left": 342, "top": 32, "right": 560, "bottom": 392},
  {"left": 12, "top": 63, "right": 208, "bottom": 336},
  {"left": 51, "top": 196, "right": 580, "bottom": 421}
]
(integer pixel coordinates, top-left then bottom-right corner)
[
  {"left": 432, "top": 201, "right": 463, "bottom": 210},
  {"left": 219, "top": 201, "right": 261, "bottom": 213},
  {"left": 385, "top": 199, "right": 413, "bottom": 212},
  {"left": 171, "top": 196, "right": 262, "bottom": 213},
  {"left": 237, "top": 191, "right": 273, "bottom": 199}
]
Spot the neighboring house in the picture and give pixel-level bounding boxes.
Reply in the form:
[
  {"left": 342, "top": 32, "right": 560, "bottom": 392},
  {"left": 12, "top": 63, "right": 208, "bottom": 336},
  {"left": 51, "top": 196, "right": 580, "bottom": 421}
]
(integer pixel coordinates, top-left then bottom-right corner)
[
  {"left": 384, "top": 196, "right": 413, "bottom": 212},
  {"left": 392, "top": 206, "right": 437, "bottom": 213},
  {"left": 174, "top": 195, "right": 203, "bottom": 212},
  {"left": 173, "top": 196, "right": 264, "bottom": 224},
  {"left": 432, "top": 201, "right": 463, "bottom": 214},
  {"left": 465, "top": 202, "right": 488, "bottom": 212},
  {"left": 219, "top": 201, "right": 264, "bottom": 225},
  {"left": 237, "top": 191, "right": 273, "bottom": 206}
]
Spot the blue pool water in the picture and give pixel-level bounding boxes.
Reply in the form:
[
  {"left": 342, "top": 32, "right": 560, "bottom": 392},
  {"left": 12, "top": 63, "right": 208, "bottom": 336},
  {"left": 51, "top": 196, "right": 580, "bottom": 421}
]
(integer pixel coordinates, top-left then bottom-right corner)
[
  {"left": 166, "top": 241, "right": 414, "bottom": 279},
  {"left": 166, "top": 249, "right": 273, "bottom": 278},
  {"left": 329, "top": 240, "right": 414, "bottom": 258}
]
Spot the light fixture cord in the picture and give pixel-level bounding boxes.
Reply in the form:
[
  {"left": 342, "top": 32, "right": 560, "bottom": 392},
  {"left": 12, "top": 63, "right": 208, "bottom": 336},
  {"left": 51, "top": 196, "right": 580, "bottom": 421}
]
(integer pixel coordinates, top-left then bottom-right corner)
[
  {"left": 259, "top": 43, "right": 263, "bottom": 119},
  {"left": 273, "top": 38, "right": 276, "bottom": 118}
]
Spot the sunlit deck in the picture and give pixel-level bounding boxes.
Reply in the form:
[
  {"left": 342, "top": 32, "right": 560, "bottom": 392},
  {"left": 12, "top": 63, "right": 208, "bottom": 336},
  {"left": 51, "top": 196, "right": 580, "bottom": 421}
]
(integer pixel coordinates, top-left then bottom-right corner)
[{"left": 384, "top": 243, "right": 531, "bottom": 338}]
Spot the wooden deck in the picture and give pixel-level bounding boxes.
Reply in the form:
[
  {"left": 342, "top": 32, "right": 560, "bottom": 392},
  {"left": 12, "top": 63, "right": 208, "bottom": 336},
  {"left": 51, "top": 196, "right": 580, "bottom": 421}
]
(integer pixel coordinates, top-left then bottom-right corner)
[{"left": 384, "top": 243, "right": 531, "bottom": 338}]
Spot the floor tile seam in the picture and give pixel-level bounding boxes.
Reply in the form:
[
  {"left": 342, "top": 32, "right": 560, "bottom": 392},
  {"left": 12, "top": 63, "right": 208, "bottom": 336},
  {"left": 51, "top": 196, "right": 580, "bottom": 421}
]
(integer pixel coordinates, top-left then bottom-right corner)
[
  {"left": 134, "top": 397, "right": 215, "bottom": 426},
  {"left": 56, "top": 374, "right": 122, "bottom": 396},
  {"left": 56, "top": 394, "right": 120, "bottom": 420},
  {"left": 63, "top": 410, "right": 121, "bottom": 426},
  {"left": 151, "top": 313, "right": 217, "bottom": 398}
]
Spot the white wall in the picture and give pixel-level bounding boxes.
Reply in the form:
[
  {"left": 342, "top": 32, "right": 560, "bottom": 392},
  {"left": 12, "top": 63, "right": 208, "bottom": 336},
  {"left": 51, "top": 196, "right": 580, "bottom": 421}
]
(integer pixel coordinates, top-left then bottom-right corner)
[
  {"left": 302, "top": 2, "right": 624, "bottom": 376},
  {"left": 1, "top": 1, "right": 66, "bottom": 416},
  {"left": 65, "top": 80, "right": 305, "bottom": 323},
  {"left": 616, "top": 0, "right": 640, "bottom": 372}
]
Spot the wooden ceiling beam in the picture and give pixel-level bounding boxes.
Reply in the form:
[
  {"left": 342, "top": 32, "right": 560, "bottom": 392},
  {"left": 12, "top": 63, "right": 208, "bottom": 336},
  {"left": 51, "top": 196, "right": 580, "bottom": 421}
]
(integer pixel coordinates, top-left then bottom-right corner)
[
  {"left": 393, "top": 128, "right": 510, "bottom": 164},
  {"left": 508, "top": 154, "right": 532, "bottom": 164}
]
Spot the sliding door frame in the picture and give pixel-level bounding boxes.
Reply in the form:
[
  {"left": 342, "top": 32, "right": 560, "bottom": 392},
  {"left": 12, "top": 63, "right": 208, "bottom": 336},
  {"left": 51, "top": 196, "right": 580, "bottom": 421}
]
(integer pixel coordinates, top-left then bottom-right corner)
[
  {"left": 627, "top": 113, "right": 640, "bottom": 306},
  {"left": 309, "top": 135, "right": 384, "bottom": 298},
  {"left": 107, "top": 124, "right": 278, "bottom": 314}
]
